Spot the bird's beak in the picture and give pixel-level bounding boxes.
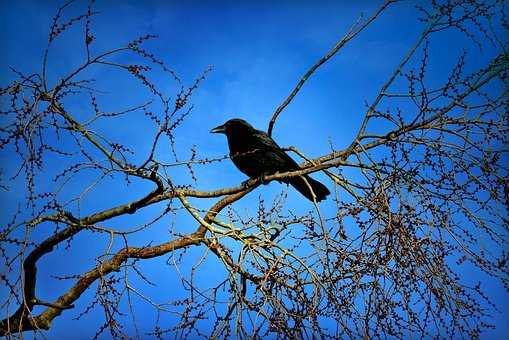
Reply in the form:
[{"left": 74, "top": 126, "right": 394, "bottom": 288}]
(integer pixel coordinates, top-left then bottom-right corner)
[{"left": 210, "top": 124, "right": 226, "bottom": 134}]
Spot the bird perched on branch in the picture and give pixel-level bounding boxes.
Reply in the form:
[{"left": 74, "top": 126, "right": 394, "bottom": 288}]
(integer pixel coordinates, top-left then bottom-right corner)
[{"left": 211, "top": 118, "right": 330, "bottom": 202}]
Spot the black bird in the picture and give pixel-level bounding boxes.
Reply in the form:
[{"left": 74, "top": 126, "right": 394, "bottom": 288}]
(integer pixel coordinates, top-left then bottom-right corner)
[{"left": 211, "top": 118, "right": 330, "bottom": 202}]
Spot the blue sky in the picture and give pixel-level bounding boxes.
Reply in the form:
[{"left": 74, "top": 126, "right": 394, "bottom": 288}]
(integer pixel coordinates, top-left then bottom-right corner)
[{"left": 1, "top": 0, "right": 507, "bottom": 338}]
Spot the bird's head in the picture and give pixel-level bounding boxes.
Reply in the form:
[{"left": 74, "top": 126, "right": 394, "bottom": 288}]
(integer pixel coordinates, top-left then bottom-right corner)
[{"left": 210, "top": 118, "right": 254, "bottom": 136}]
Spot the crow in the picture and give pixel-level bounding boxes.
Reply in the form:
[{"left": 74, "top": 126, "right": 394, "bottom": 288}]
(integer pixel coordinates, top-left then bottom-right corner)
[{"left": 211, "top": 118, "right": 330, "bottom": 202}]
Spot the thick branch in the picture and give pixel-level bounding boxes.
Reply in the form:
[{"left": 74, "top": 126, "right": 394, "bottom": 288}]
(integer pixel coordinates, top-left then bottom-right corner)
[{"left": 0, "top": 184, "right": 252, "bottom": 335}]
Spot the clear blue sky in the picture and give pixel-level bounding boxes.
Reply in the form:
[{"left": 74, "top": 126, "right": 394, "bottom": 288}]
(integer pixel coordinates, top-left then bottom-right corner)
[{"left": 1, "top": 0, "right": 507, "bottom": 338}]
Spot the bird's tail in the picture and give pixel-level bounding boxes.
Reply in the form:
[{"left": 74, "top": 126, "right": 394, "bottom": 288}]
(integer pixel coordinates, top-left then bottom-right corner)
[{"left": 286, "top": 175, "right": 330, "bottom": 202}]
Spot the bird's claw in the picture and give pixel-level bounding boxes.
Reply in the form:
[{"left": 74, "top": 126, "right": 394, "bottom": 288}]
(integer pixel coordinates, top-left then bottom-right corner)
[
  {"left": 259, "top": 174, "right": 270, "bottom": 185},
  {"left": 241, "top": 176, "right": 269, "bottom": 188}
]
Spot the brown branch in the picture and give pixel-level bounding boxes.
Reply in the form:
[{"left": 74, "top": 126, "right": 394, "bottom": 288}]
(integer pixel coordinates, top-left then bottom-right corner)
[
  {"left": 0, "top": 186, "right": 253, "bottom": 335},
  {"left": 0, "top": 180, "right": 164, "bottom": 336}
]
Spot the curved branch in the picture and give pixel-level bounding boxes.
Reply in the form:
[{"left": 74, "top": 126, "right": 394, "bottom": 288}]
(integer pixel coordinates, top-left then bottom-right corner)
[
  {"left": 0, "top": 186, "right": 253, "bottom": 336},
  {"left": 267, "top": 0, "right": 396, "bottom": 136}
]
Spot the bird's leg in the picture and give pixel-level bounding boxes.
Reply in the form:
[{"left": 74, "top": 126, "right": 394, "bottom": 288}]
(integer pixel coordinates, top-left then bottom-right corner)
[
  {"left": 241, "top": 178, "right": 252, "bottom": 188},
  {"left": 241, "top": 173, "right": 270, "bottom": 187},
  {"left": 259, "top": 172, "right": 274, "bottom": 185}
]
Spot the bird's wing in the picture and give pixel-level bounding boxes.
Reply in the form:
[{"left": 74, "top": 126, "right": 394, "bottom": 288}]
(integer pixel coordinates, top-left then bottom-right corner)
[
  {"left": 252, "top": 130, "right": 300, "bottom": 170},
  {"left": 252, "top": 129, "right": 281, "bottom": 149}
]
